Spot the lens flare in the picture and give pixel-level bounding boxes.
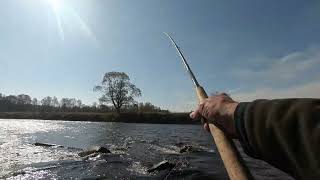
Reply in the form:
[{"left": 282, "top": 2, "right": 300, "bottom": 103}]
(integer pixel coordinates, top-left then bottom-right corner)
[
  {"left": 48, "top": 0, "right": 64, "bottom": 40},
  {"left": 48, "top": 0, "right": 61, "bottom": 11},
  {"left": 47, "top": 0, "right": 97, "bottom": 44},
  {"left": 48, "top": 0, "right": 60, "bottom": 10}
]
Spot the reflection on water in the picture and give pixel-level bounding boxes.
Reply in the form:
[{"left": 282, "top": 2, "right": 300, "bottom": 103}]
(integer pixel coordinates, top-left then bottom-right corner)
[
  {"left": 0, "top": 119, "right": 293, "bottom": 179},
  {"left": 0, "top": 120, "right": 76, "bottom": 176}
]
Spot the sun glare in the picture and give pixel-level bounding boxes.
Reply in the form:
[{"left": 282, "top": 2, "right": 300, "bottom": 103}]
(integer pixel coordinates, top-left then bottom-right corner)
[
  {"left": 48, "top": 0, "right": 61, "bottom": 11},
  {"left": 47, "top": 0, "right": 97, "bottom": 43}
]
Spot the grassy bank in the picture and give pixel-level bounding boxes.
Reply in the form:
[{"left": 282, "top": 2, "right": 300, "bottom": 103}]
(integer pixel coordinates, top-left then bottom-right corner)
[{"left": 0, "top": 112, "right": 199, "bottom": 124}]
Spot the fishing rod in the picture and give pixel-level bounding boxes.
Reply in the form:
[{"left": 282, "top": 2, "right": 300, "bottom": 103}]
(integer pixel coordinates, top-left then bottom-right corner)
[{"left": 165, "top": 33, "right": 253, "bottom": 180}]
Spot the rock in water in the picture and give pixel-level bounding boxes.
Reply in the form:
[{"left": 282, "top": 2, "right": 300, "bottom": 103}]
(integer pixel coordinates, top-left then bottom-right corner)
[
  {"left": 34, "top": 142, "right": 63, "bottom": 148},
  {"left": 78, "top": 146, "right": 111, "bottom": 157},
  {"left": 175, "top": 142, "right": 185, "bottom": 147},
  {"left": 179, "top": 145, "right": 197, "bottom": 153},
  {"left": 147, "top": 160, "right": 175, "bottom": 173}
]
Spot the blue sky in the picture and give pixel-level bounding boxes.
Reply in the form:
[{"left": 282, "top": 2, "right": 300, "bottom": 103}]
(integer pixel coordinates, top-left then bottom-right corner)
[{"left": 0, "top": 0, "right": 319, "bottom": 111}]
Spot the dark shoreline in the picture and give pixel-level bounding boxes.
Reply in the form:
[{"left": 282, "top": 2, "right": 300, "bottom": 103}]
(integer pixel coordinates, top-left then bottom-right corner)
[{"left": 0, "top": 112, "right": 199, "bottom": 124}]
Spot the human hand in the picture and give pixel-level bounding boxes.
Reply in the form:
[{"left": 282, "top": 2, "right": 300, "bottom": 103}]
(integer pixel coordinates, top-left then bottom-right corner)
[{"left": 190, "top": 93, "right": 239, "bottom": 138}]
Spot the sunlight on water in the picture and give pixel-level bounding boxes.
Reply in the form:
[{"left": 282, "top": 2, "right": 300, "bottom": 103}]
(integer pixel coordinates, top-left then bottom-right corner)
[
  {"left": 6, "top": 168, "right": 58, "bottom": 180},
  {"left": 0, "top": 120, "right": 77, "bottom": 177},
  {"left": 0, "top": 119, "right": 63, "bottom": 134},
  {"left": 0, "top": 119, "right": 292, "bottom": 179},
  {"left": 126, "top": 161, "right": 148, "bottom": 175}
]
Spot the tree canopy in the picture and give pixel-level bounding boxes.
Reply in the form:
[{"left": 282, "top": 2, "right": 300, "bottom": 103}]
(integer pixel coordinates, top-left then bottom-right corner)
[{"left": 94, "top": 72, "right": 142, "bottom": 113}]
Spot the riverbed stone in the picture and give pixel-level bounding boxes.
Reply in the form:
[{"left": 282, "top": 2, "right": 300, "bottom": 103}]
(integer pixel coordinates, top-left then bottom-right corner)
[
  {"left": 78, "top": 146, "right": 111, "bottom": 157},
  {"left": 34, "top": 142, "right": 63, "bottom": 148},
  {"left": 179, "top": 145, "right": 197, "bottom": 153},
  {"left": 147, "top": 160, "right": 175, "bottom": 173}
]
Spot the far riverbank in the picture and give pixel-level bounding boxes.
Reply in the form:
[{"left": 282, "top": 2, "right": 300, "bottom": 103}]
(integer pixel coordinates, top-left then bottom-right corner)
[{"left": 0, "top": 112, "right": 198, "bottom": 124}]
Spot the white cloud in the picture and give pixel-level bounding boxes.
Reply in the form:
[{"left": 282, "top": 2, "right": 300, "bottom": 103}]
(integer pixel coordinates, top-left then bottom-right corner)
[
  {"left": 168, "top": 46, "right": 320, "bottom": 112},
  {"left": 233, "top": 80, "right": 320, "bottom": 102},
  {"left": 232, "top": 46, "right": 320, "bottom": 85},
  {"left": 232, "top": 47, "right": 320, "bottom": 101},
  {"left": 232, "top": 46, "right": 320, "bottom": 102}
]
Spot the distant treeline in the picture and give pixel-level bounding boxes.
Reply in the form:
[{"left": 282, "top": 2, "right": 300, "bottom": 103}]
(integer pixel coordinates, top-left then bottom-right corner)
[
  {"left": 0, "top": 93, "right": 168, "bottom": 113},
  {"left": 0, "top": 112, "right": 196, "bottom": 124}
]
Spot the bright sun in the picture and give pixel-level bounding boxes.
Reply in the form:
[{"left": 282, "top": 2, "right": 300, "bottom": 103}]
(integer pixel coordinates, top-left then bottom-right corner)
[
  {"left": 47, "top": 0, "right": 97, "bottom": 42},
  {"left": 48, "top": 0, "right": 61, "bottom": 10}
]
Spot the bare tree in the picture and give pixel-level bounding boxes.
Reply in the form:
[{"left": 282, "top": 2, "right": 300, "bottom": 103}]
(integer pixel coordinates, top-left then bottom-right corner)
[
  {"left": 41, "top": 96, "right": 53, "bottom": 106},
  {"left": 76, "top": 99, "right": 82, "bottom": 108},
  {"left": 60, "top": 98, "right": 70, "bottom": 108},
  {"left": 69, "top": 98, "right": 77, "bottom": 108},
  {"left": 52, "top": 96, "right": 60, "bottom": 107},
  {"left": 94, "top": 72, "right": 141, "bottom": 113},
  {"left": 17, "top": 94, "right": 32, "bottom": 105},
  {"left": 6, "top": 95, "right": 18, "bottom": 104},
  {"left": 32, "top": 98, "right": 38, "bottom": 106},
  {"left": 138, "top": 102, "right": 161, "bottom": 112}
]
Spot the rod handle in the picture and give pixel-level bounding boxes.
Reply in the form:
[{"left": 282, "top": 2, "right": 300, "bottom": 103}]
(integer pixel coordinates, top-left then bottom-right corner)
[{"left": 196, "top": 86, "right": 253, "bottom": 180}]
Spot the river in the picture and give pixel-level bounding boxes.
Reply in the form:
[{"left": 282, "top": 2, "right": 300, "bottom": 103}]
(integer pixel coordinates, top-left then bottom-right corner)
[{"left": 0, "top": 119, "right": 292, "bottom": 179}]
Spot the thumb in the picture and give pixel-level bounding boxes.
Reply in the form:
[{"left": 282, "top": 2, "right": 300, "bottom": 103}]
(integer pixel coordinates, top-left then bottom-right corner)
[
  {"left": 190, "top": 110, "right": 200, "bottom": 120},
  {"left": 190, "top": 103, "right": 204, "bottom": 120}
]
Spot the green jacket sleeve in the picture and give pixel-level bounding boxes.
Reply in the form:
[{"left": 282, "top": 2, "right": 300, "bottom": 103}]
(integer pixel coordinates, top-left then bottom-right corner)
[{"left": 234, "top": 99, "right": 320, "bottom": 179}]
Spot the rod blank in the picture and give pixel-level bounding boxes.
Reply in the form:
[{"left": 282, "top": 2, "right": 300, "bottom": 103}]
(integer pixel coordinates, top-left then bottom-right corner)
[{"left": 165, "top": 33, "right": 253, "bottom": 180}]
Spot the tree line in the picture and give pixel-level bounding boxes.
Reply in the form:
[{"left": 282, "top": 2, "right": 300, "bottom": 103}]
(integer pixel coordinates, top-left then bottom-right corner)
[
  {"left": 0, "top": 71, "right": 167, "bottom": 113},
  {"left": 0, "top": 93, "right": 166, "bottom": 113},
  {"left": 0, "top": 93, "right": 90, "bottom": 112}
]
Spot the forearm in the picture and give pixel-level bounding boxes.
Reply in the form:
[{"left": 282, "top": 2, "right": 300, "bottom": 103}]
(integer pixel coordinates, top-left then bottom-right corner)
[{"left": 234, "top": 99, "right": 320, "bottom": 179}]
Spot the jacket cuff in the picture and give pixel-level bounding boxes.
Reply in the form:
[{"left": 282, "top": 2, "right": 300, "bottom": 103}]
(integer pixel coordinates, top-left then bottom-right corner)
[{"left": 234, "top": 102, "right": 257, "bottom": 157}]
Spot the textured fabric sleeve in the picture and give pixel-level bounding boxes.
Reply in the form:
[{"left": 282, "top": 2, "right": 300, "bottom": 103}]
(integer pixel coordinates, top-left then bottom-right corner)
[{"left": 234, "top": 99, "right": 320, "bottom": 179}]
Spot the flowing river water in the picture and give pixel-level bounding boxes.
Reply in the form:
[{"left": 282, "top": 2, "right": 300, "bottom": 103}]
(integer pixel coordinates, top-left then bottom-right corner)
[{"left": 0, "top": 119, "right": 293, "bottom": 179}]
